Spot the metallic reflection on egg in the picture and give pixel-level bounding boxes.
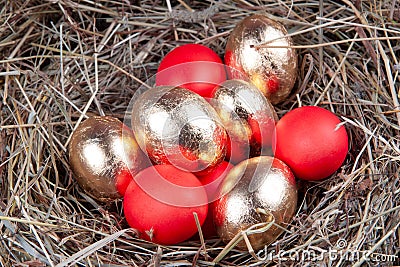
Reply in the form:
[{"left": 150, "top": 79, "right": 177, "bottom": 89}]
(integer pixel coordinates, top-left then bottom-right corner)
[
  {"left": 69, "top": 116, "right": 148, "bottom": 202},
  {"left": 212, "top": 156, "right": 297, "bottom": 251},
  {"left": 131, "top": 86, "right": 227, "bottom": 173},
  {"left": 225, "top": 14, "right": 298, "bottom": 104},
  {"left": 211, "top": 79, "right": 278, "bottom": 163}
]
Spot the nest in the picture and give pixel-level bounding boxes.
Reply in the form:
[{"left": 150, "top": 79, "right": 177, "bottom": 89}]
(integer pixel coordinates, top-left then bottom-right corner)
[{"left": 1, "top": 0, "right": 399, "bottom": 266}]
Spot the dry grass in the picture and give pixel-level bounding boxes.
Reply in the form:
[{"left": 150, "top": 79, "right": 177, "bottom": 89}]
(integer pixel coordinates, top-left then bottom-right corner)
[{"left": 0, "top": 0, "right": 399, "bottom": 266}]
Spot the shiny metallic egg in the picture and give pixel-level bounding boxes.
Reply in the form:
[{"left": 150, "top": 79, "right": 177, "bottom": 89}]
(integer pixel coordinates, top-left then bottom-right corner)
[
  {"left": 212, "top": 156, "right": 297, "bottom": 251},
  {"left": 211, "top": 79, "right": 278, "bottom": 164},
  {"left": 131, "top": 86, "right": 228, "bottom": 173},
  {"left": 225, "top": 14, "right": 298, "bottom": 104},
  {"left": 69, "top": 116, "right": 148, "bottom": 202}
]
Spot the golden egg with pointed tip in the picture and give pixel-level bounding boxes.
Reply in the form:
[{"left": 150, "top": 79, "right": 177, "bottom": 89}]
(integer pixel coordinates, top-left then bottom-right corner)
[
  {"left": 69, "top": 116, "right": 149, "bottom": 202},
  {"left": 225, "top": 14, "right": 298, "bottom": 104},
  {"left": 210, "top": 79, "right": 278, "bottom": 164},
  {"left": 212, "top": 156, "right": 297, "bottom": 251},
  {"left": 130, "top": 86, "right": 228, "bottom": 173}
]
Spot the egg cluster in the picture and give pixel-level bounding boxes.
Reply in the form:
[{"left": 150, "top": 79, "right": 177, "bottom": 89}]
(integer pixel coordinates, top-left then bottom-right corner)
[{"left": 69, "top": 14, "right": 348, "bottom": 249}]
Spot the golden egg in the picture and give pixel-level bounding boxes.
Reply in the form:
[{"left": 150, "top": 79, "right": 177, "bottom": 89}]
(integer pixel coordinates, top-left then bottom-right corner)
[
  {"left": 69, "top": 116, "right": 148, "bottom": 202},
  {"left": 212, "top": 156, "right": 297, "bottom": 251},
  {"left": 130, "top": 86, "right": 227, "bottom": 173},
  {"left": 225, "top": 14, "right": 298, "bottom": 104},
  {"left": 211, "top": 79, "right": 278, "bottom": 164}
]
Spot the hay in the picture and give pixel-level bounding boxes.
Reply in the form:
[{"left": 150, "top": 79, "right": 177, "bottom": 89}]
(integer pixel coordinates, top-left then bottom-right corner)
[{"left": 0, "top": 0, "right": 399, "bottom": 266}]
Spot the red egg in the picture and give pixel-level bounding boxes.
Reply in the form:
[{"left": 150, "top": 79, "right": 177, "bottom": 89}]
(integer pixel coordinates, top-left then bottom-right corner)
[
  {"left": 123, "top": 165, "right": 208, "bottom": 245},
  {"left": 198, "top": 161, "right": 234, "bottom": 202},
  {"left": 115, "top": 168, "right": 134, "bottom": 196},
  {"left": 272, "top": 106, "right": 348, "bottom": 181},
  {"left": 156, "top": 44, "right": 226, "bottom": 97},
  {"left": 248, "top": 111, "right": 276, "bottom": 147},
  {"left": 197, "top": 161, "right": 234, "bottom": 238}
]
